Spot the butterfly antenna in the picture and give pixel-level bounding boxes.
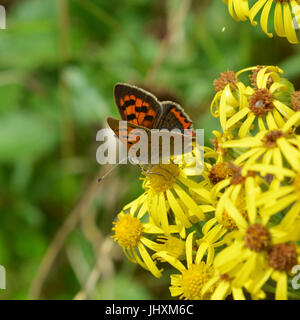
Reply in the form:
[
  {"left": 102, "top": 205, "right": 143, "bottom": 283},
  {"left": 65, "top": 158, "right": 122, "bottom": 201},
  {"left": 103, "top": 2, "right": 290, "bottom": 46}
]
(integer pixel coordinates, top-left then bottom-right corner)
[{"left": 97, "top": 158, "right": 127, "bottom": 183}]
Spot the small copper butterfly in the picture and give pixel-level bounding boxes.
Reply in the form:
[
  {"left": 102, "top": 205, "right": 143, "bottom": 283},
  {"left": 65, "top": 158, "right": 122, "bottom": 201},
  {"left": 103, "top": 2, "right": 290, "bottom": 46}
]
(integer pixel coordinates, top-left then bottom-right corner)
[{"left": 107, "top": 83, "right": 194, "bottom": 164}]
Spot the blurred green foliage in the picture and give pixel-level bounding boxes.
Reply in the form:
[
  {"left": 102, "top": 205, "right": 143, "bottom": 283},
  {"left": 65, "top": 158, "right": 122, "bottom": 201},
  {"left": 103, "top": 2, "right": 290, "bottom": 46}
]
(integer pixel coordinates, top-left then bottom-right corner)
[{"left": 0, "top": 0, "right": 299, "bottom": 299}]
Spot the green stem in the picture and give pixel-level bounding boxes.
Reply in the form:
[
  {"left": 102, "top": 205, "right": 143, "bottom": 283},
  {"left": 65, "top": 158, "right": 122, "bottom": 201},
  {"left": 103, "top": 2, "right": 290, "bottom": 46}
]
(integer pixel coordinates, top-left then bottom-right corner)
[
  {"left": 263, "top": 283, "right": 300, "bottom": 300},
  {"left": 191, "top": 222, "right": 203, "bottom": 236}
]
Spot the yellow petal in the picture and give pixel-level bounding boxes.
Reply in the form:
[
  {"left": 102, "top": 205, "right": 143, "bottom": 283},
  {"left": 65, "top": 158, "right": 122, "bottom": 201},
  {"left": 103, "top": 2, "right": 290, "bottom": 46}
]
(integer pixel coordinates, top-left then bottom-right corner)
[
  {"left": 275, "top": 272, "right": 288, "bottom": 300},
  {"left": 245, "top": 177, "right": 257, "bottom": 224},
  {"left": 282, "top": 111, "right": 300, "bottom": 132},
  {"left": 186, "top": 231, "right": 194, "bottom": 268},
  {"left": 232, "top": 287, "right": 246, "bottom": 300},
  {"left": 226, "top": 108, "right": 250, "bottom": 130},
  {"left": 260, "top": 0, "right": 274, "bottom": 38},
  {"left": 233, "top": 253, "right": 257, "bottom": 287},
  {"left": 249, "top": 0, "right": 268, "bottom": 25},
  {"left": 283, "top": 2, "right": 299, "bottom": 44},
  {"left": 211, "top": 281, "right": 231, "bottom": 300},
  {"left": 224, "top": 198, "right": 248, "bottom": 231},
  {"left": 138, "top": 243, "right": 163, "bottom": 278},
  {"left": 166, "top": 190, "right": 191, "bottom": 228},
  {"left": 277, "top": 138, "right": 300, "bottom": 171},
  {"left": 239, "top": 113, "right": 256, "bottom": 138},
  {"left": 273, "top": 99, "right": 294, "bottom": 118},
  {"left": 154, "top": 250, "right": 186, "bottom": 273},
  {"left": 274, "top": 2, "right": 286, "bottom": 37}
]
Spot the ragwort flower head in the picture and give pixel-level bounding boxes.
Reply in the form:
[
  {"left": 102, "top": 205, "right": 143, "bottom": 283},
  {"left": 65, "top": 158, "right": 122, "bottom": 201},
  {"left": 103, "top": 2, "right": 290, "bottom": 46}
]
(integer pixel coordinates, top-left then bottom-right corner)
[
  {"left": 214, "top": 211, "right": 300, "bottom": 300},
  {"left": 223, "top": 0, "right": 300, "bottom": 44},
  {"left": 211, "top": 66, "right": 297, "bottom": 138},
  {"left": 140, "top": 163, "right": 212, "bottom": 233},
  {"left": 112, "top": 194, "right": 184, "bottom": 278},
  {"left": 155, "top": 230, "right": 247, "bottom": 300}
]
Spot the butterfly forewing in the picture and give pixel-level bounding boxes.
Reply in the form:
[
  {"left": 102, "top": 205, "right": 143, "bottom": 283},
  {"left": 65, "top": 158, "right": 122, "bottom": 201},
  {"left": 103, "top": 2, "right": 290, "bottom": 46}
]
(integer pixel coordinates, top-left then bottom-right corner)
[{"left": 114, "top": 83, "right": 163, "bottom": 129}]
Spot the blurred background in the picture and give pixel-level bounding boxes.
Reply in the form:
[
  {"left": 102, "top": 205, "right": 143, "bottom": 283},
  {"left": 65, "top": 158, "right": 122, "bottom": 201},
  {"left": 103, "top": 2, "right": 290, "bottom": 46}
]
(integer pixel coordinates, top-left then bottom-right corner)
[{"left": 0, "top": 0, "right": 299, "bottom": 299}]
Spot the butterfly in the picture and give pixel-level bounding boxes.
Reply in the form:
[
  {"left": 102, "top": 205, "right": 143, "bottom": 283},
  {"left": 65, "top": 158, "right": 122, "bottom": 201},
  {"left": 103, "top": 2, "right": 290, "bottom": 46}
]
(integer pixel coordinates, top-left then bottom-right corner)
[{"left": 107, "top": 83, "right": 194, "bottom": 165}]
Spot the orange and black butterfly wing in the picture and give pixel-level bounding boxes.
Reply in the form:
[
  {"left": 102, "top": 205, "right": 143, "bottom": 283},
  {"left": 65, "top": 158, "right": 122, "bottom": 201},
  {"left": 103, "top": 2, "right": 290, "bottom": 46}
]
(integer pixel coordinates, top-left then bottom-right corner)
[
  {"left": 155, "top": 101, "right": 195, "bottom": 158},
  {"left": 107, "top": 117, "right": 139, "bottom": 149},
  {"left": 156, "top": 101, "right": 193, "bottom": 132},
  {"left": 114, "top": 83, "right": 162, "bottom": 129}
]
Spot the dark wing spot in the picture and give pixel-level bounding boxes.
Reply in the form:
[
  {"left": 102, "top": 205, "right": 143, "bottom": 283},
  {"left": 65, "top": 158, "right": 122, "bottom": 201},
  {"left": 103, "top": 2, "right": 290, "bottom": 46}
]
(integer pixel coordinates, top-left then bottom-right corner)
[
  {"left": 127, "top": 114, "right": 136, "bottom": 121},
  {"left": 144, "top": 115, "right": 154, "bottom": 122},
  {"left": 124, "top": 100, "right": 131, "bottom": 107},
  {"left": 135, "top": 106, "right": 148, "bottom": 113}
]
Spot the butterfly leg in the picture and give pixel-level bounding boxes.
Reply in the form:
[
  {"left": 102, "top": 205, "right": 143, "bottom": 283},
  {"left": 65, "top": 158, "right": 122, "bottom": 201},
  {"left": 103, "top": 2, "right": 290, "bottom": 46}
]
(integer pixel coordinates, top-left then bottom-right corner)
[
  {"left": 139, "top": 163, "right": 169, "bottom": 181},
  {"left": 157, "top": 162, "right": 177, "bottom": 178}
]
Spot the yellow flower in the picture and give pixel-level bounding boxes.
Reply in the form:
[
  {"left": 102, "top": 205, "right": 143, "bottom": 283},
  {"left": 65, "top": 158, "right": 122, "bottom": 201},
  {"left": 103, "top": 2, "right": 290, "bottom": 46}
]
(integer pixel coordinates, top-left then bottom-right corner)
[
  {"left": 156, "top": 229, "right": 250, "bottom": 300},
  {"left": 214, "top": 215, "right": 300, "bottom": 299},
  {"left": 246, "top": 242, "right": 300, "bottom": 300},
  {"left": 112, "top": 194, "right": 182, "bottom": 278},
  {"left": 249, "top": 0, "right": 300, "bottom": 44},
  {"left": 232, "top": 67, "right": 295, "bottom": 137},
  {"left": 141, "top": 163, "right": 212, "bottom": 233},
  {"left": 211, "top": 66, "right": 296, "bottom": 137},
  {"left": 154, "top": 231, "right": 215, "bottom": 299},
  {"left": 223, "top": 0, "right": 300, "bottom": 43}
]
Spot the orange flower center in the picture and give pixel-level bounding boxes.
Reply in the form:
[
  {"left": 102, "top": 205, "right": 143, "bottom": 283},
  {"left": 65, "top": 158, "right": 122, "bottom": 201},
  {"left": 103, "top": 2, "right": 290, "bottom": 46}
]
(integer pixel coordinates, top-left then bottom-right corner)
[
  {"left": 244, "top": 224, "right": 271, "bottom": 252},
  {"left": 261, "top": 130, "right": 284, "bottom": 148},
  {"left": 209, "top": 163, "right": 232, "bottom": 185},
  {"left": 248, "top": 89, "right": 274, "bottom": 116},
  {"left": 268, "top": 243, "right": 298, "bottom": 271},
  {"left": 213, "top": 70, "right": 237, "bottom": 92}
]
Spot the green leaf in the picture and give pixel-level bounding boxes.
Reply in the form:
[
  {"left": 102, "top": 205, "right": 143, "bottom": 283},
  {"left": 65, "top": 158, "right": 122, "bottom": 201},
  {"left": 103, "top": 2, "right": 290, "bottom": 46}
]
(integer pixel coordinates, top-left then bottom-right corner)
[
  {"left": 62, "top": 67, "right": 109, "bottom": 125},
  {"left": 0, "top": 111, "right": 58, "bottom": 163},
  {"left": 0, "top": 0, "right": 58, "bottom": 69}
]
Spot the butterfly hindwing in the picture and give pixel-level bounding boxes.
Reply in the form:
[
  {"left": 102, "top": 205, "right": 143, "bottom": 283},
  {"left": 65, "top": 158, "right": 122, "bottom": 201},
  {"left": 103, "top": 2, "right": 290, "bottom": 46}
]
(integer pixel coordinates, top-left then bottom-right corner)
[
  {"left": 156, "top": 101, "right": 193, "bottom": 132},
  {"left": 107, "top": 117, "right": 140, "bottom": 149},
  {"left": 114, "top": 83, "right": 163, "bottom": 129},
  {"left": 107, "top": 116, "right": 153, "bottom": 162}
]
